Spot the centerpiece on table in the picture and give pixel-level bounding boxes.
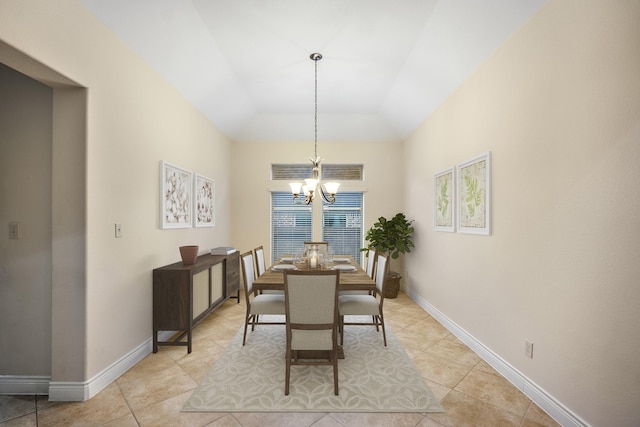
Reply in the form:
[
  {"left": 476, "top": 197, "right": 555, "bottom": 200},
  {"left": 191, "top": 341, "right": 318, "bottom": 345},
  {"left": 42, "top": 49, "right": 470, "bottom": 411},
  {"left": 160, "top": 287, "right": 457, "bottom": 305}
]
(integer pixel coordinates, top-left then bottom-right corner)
[{"left": 361, "top": 213, "right": 415, "bottom": 298}]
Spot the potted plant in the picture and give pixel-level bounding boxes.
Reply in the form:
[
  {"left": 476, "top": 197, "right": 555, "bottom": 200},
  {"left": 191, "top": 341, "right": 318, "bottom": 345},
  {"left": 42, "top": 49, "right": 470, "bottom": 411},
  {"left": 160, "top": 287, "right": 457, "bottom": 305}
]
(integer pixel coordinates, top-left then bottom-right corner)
[{"left": 361, "top": 213, "right": 415, "bottom": 298}]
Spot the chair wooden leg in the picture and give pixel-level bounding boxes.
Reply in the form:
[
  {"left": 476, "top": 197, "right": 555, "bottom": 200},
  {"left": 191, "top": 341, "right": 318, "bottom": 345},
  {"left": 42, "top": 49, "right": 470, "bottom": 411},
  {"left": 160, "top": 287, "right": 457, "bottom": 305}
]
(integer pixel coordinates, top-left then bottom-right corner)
[
  {"left": 285, "top": 349, "right": 291, "bottom": 395},
  {"left": 333, "top": 349, "right": 338, "bottom": 396},
  {"left": 242, "top": 317, "right": 249, "bottom": 346},
  {"left": 379, "top": 313, "right": 387, "bottom": 346},
  {"left": 340, "top": 315, "right": 344, "bottom": 345}
]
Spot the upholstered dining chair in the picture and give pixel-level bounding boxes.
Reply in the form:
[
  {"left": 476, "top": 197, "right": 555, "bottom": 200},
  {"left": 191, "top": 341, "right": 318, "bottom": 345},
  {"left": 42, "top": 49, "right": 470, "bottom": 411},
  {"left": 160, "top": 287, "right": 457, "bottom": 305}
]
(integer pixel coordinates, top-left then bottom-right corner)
[
  {"left": 254, "top": 245, "right": 284, "bottom": 295},
  {"left": 339, "top": 249, "right": 376, "bottom": 297},
  {"left": 303, "top": 241, "right": 328, "bottom": 253},
  {"left": 365, "top": 249, "right": 377, "bottom": 279},
  {"left": 253, "top": 245, "right": 266, "bottom": 277},
  {"left": 339, "top": 255, "right": 388, "bottom": 346},
  {"left": 283, "top": 269, "right": 340, "bottom": 396},
  {"left": 240, "top": 250, "right": 285, "bottom": 345}
]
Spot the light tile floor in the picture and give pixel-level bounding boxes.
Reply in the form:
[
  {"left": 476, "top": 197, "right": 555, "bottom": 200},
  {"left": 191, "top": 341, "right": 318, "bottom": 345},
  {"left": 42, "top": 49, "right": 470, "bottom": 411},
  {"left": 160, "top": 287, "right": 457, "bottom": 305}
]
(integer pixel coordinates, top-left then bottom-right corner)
[{"left": 1, "top": 292, "right": 560, "bottom": 427}]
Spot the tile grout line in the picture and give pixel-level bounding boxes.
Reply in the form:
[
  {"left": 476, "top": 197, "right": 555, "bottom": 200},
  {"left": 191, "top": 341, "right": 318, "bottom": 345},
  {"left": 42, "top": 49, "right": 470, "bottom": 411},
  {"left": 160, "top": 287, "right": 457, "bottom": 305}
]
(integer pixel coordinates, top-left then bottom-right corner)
[
  {"left": 34, "top": 394, "right": 39, "bottom": 427},
  {"left": 115, "top": 378, "right": 141, "bottom": 426}
]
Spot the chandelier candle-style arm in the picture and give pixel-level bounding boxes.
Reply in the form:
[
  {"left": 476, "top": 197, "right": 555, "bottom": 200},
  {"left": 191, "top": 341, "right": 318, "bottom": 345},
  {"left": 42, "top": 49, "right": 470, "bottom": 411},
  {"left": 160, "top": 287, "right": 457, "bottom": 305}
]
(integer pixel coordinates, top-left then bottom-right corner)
[
  {"left": 303, "top": 185, "right": 313, "bottom": 204},
  {"left": 318, "top": 182, "right": 340, "bottom": 204}
]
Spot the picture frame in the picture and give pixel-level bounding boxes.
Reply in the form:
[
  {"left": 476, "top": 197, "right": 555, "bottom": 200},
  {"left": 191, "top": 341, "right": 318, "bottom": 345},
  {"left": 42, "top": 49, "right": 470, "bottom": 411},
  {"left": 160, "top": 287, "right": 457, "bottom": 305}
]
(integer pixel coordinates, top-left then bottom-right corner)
[
  {"left": 457, "top": 151, "right": 491, "bottom": 235},
  {"left": 161, "top": 161, "right": 193, "bottom": 229},
  {"left": 194, "top": 174, "right": 215, "bottom": 227},
  {"left": 434, "top": 167, "right": 455, "bottom": 232}
]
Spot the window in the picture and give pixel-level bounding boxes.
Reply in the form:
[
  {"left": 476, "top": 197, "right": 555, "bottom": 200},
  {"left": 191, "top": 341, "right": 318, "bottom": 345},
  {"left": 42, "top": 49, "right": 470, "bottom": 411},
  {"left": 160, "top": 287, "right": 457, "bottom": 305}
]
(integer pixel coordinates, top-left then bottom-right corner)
[
  {"left": 272, "top": 163, "right": 363, "bottom": 181},
  {"left": 321, "top": 164, "right": 363, "bottom": 181},
  {"left": 271, "top": 164, "right": 312, "bottom": 180},
  {"left": 322, "top": 192, "right": 364, "bottom": 264},
  {"left": 270, "top": 164, "right": 365, "bottom": 263},
  {"left": 271, "top": 192, "right": 312, "bottom": 262}
]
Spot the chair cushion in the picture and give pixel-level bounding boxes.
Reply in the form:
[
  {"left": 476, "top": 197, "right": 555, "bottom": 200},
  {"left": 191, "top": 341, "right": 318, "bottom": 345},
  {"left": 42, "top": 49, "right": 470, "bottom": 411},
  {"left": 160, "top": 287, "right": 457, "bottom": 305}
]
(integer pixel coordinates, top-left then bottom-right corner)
[
  {"left": 339, "top": 295, "right": 380, "bottom": 316},
  {"left": 251, "top": 294, "right": 286, "bottom": 315}
]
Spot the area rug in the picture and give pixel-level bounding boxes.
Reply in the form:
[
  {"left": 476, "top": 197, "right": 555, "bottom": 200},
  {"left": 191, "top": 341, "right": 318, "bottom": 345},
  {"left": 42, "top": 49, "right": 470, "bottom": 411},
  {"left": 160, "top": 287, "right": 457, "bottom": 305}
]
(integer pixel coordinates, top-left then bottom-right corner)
[{"left": 182, "top": 319, "right": 443, "bottom": 413}]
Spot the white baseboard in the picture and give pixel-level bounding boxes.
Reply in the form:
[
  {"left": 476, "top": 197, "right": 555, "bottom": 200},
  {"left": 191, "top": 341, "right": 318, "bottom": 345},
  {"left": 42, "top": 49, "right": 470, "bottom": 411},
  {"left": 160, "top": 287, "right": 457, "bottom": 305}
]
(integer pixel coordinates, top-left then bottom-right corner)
[
  {"left": 47, "top": 380, "right": 90, "bottom": 401},
  {"left": 405, "top": 289, "right": 589, "bottom": 427},
  {"left": 1, "top": 334, "right": 161, "bottom": 401},
  {"left": 48, "top": 334, "right": 158, "bottom": 401},
  {"left": 0, "top": 375, "right": 50, "bottom": 395}
]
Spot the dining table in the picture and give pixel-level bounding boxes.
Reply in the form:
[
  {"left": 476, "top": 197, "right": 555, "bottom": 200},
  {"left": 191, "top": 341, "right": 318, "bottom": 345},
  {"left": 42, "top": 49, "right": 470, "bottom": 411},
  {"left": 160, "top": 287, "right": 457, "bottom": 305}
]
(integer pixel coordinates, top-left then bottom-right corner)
[
  {"left": 252, "top": 255, "right": 376, "bottom": 293},
  {"left": 252, "top": 255, "right": 375, "bottom": 360}
]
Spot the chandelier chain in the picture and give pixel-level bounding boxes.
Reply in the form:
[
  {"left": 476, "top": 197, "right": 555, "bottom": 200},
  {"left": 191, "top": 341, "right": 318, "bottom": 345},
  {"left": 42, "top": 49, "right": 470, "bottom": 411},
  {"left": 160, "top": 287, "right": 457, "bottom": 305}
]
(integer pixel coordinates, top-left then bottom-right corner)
[{"left": 314, "top": 55, "right": 318, "bottom": 160}]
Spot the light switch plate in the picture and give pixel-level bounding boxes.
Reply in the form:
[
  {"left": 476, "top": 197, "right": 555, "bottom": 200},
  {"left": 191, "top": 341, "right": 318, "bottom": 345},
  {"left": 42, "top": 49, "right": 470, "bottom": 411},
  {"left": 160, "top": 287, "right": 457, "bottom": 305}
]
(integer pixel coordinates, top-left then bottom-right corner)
[
  {"left": 115, "top": 223, "right": 123, "bottom": 238},
  {"left": 525, "top": 339, "right": 534, "bottom": 359},
  {"left": 9, "top": 222, "right": 20, "bottom": 240}
]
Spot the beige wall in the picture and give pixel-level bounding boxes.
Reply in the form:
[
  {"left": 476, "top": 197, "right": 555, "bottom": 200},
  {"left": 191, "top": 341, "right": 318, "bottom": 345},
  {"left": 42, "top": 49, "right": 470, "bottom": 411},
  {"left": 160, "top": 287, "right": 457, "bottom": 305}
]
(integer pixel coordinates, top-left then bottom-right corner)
[
  {"left": 0, "top": 0, "right": 233, "bottom": 397},
  {"left": 0, "top": 64, "right": 53, "bottom": 378},
  {"left": 403, "top": 1, "right": 640, "bottom": 426},
  {"left": 230, "top": 141, "right": 404, "bottom": 267}
]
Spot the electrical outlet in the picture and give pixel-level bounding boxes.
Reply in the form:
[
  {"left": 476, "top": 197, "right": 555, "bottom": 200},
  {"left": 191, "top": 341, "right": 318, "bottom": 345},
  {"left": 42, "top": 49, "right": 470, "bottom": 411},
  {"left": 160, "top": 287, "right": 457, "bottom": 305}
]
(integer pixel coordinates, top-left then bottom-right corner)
[
  {"left": 115, "top": 223, "right": 123, "bottom": 238},
  {"left": 525, "top": 339, "right": 534, "bottom": 359},
  {"left": 9, "top": 222, "right": 21, "bottom": 240}
]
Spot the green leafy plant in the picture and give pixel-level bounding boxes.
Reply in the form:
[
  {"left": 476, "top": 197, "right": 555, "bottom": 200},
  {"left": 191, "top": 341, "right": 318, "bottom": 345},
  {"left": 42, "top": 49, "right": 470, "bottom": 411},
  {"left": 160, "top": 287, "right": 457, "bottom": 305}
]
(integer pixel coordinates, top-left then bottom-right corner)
[{"left": 361, "top": 213, "right": 415, "bottom": 273}]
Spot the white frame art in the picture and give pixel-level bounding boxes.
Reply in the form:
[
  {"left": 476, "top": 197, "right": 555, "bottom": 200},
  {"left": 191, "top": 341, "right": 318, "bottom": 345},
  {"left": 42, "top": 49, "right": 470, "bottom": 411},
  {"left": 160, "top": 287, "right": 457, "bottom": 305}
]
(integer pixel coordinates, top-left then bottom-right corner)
[
  {"left": 457, "top": 151, "right": 491, "bottom": 235},
  {"left": 161, "top": 161, "right": 193, "bottom": 229},
  {"left": 194, "top": 174, "right": 215, "bottom": 227},
  {"left": 434, "top": 167, "right": 455, "bottom": 232}
]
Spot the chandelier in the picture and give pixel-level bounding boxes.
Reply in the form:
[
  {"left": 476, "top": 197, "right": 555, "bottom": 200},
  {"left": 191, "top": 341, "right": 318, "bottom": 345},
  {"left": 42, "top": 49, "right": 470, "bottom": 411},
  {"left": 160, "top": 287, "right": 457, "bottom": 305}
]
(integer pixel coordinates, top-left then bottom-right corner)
[{"left": 289, "top": 53, "right": 340, "bottom": 204}]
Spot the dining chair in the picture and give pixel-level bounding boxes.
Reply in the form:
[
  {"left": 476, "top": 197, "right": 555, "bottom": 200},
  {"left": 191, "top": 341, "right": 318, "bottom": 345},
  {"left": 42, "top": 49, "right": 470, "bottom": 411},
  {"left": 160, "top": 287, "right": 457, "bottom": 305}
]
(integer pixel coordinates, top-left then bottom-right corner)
[
  {"left": 339, "top": 249, "right": 375, "bottom": 297},
  {"left": 254, "top": 245, "right": 284, "bottom": 295},
  {"left": 339, "top": 255, "right": 388, "bottom": 346},
  {"left": 283, "top": 269, "right": 340, "bottom": 396},
  {"left": 303, "top": 241, "right": 328, "bottom": 253},
  {"left": 240, "top": 250, "right": 285, "bottom": 345},
  {"left": 365, "top": 248, "right": 377, "bottom": 280},
  {"left": 253, "top": 245, "right": 266, "bottom": 277}
]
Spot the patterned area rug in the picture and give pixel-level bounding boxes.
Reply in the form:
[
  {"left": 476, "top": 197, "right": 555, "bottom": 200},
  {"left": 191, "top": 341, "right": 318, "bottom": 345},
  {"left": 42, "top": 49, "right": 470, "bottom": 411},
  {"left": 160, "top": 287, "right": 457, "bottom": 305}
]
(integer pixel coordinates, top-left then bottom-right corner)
[{"left": 182, "top": 319, "right": 443, "bottom": 413}]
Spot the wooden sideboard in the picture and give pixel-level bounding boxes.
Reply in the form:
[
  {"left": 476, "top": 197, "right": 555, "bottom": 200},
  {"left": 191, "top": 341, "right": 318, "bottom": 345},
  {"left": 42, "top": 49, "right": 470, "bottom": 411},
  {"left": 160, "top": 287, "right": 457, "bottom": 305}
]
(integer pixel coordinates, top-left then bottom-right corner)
[{"left": 152, "top": 251, "right": 240, "bottom": 353}]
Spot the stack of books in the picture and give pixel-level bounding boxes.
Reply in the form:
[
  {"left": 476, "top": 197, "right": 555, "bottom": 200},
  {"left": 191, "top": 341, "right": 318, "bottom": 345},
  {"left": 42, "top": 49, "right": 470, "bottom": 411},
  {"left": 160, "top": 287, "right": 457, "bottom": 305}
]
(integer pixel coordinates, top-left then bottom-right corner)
[{"left": 211, "top": 246, "right": 236, "bottom": 255}]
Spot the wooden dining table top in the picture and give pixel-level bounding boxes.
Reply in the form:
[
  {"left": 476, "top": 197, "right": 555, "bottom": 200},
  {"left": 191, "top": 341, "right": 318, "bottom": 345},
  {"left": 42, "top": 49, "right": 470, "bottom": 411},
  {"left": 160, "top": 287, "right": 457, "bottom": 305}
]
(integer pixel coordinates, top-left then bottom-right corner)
[{"left": 253, "top": 255, "right": 376, "bottom": 292}]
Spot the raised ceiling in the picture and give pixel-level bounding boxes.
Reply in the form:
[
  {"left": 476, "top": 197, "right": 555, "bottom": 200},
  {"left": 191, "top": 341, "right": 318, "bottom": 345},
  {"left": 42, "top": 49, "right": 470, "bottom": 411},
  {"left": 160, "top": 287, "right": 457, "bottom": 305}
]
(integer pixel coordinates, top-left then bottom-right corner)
[{"left": 82, "top": 0, "right": 544, "bottom": 143}]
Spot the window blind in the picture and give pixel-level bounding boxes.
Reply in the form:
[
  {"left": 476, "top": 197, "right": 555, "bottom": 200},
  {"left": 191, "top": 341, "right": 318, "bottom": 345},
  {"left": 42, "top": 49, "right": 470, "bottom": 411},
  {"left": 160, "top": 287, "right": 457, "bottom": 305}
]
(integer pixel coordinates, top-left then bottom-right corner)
[
  {"left": 321, "top": 164, "right": 363, "bottom": 180},
  {"left": 271, "top": 192, "right": 312, "bottom": 262},
  {"left": 322, "top": 192, "right": 364, "bottom": 264},
  {"left": 271, "top": 163, "right": 363, "bottom": 181}
]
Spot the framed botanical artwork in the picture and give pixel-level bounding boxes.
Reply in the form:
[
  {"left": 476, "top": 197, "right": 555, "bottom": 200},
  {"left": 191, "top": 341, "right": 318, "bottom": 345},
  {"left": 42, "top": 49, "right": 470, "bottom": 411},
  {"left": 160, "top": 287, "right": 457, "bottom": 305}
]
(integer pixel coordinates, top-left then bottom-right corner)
[
  {"left": 434, "top": 167, "right": 455, "bottom": 232},
  {"left": 194, "top": 174, "right": 215, "bottom": 227},
  {"left": 161, "top": 161, "right": 193, "bottom": 229},
  {"left": 457, "top": 151, "right": 491, "bottom": 235}
]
